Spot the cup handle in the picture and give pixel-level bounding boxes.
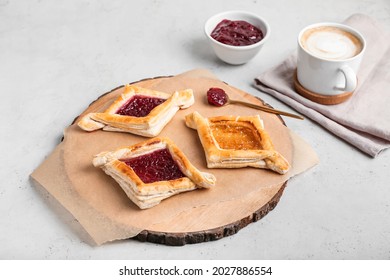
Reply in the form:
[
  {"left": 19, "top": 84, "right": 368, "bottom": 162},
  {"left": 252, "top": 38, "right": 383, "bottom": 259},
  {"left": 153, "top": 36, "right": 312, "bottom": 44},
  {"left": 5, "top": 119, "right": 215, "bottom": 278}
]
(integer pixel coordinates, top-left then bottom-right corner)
[{"left": 335, "top": 65, "right": 357, "bottom": 92}]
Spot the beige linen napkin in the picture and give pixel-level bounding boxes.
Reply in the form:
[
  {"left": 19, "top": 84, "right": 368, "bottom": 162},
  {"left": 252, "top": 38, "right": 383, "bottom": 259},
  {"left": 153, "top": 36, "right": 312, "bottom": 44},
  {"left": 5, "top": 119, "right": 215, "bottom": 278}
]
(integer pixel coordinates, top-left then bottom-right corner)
[{"left": 255, "top": 14, "right": 390, "bottom": 157}]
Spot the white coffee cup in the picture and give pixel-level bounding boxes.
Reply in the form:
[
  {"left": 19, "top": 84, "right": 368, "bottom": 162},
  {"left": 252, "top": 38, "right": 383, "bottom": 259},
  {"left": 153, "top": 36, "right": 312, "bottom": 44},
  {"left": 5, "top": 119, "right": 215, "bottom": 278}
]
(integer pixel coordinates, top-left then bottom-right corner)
[{"left": 297, "top": 22, "right": 366, "bottom": 96}]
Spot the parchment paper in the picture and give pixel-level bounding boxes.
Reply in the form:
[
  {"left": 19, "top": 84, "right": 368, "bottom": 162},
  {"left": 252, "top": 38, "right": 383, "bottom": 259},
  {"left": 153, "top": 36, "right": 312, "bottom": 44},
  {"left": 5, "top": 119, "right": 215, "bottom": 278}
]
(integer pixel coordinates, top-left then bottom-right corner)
[{"left": 31, "top": 69, "right": 318, "bottom": 245}]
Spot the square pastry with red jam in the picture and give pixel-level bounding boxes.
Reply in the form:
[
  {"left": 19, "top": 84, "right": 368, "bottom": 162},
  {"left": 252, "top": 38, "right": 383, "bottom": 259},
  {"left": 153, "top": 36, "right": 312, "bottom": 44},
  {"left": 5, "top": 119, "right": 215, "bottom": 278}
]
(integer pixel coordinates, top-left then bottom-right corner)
[
  {"left": 78, "top": 85, "right": 194, "bottom": 137},
  {"left": 185, "top": 111, "right": 290, "bottom": 175},
  {"left": 93, "top": 137, "right": 216, "bottom": 209}
]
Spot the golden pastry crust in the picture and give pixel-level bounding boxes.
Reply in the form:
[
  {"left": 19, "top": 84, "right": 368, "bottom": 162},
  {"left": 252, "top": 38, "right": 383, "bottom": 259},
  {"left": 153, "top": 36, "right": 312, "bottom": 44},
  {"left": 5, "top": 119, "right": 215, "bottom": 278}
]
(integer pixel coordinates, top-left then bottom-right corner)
[
  {"left": 185, "top": 111, "right": 290, "bottom": 174},
  {"left": 78, "top": 85, "right": 194, "bottom": 137},
  {"left": 93, "top": 137, "right": 216, "bottom": 209}
]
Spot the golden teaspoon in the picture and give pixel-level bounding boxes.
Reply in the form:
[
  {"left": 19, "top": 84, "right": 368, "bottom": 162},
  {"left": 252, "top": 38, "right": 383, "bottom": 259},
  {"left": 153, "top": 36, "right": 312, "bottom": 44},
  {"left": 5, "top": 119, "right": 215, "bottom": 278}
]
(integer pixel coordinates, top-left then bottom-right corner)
[{"left": 207, "top": 87, "right": 304, "bottom": 120}]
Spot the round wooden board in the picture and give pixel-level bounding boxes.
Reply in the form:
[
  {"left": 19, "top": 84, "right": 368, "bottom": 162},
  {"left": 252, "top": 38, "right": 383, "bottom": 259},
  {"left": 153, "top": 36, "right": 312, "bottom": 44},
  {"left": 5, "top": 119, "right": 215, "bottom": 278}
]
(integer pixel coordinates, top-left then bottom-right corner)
[
  {"left": 134, "top": 182, "right": 286, "bottom": 246},
  {"left": 65, "top": 72, "right": 292, "bottom": 246}
]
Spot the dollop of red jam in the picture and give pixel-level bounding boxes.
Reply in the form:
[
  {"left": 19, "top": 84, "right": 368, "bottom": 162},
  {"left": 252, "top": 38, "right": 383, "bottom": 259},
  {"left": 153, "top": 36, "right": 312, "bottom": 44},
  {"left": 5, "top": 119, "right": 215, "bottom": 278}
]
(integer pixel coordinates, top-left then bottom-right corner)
[
  {"left": 211, "top": 19, "right": 264, "bottom": 46},
  {"left": 122, "top": 148, "right": 185, "bottom": 184},
  {"left": 116, "top": 95, "right": 166, "bottom": 117},
  {"left": 207, "top": 87, "right": 228, "bottom": 107}
]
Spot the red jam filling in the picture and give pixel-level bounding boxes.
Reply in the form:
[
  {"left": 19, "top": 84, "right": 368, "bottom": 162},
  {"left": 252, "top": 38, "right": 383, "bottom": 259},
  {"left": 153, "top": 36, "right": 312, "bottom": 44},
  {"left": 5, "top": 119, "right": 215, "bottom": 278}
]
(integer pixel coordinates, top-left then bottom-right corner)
[
  {"left": 116, "top": 95, "right": 166, "bottom": 117},
  {"left": 122, "top": 148, "right": 185, "bottom": 184},
  {"left": 207, "top": 87, "right": 228, "bottom": 107},
  {"left": 210, "top": 19, "right": 264, "bottom": 46}
]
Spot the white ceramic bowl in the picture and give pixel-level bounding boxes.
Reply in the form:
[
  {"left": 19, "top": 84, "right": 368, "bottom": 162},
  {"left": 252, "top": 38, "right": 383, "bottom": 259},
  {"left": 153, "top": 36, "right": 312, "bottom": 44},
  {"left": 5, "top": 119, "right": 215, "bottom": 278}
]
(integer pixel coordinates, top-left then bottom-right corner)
[{"left": 204, "top": 10, "right": 270, "bottom": 65}]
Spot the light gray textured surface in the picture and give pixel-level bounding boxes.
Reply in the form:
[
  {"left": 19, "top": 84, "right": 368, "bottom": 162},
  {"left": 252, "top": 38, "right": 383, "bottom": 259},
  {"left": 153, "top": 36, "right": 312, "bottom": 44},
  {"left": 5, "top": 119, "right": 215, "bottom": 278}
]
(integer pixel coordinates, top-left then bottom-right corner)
[{"left": 1, "top": 0, "right": 389, "bottom": 259}]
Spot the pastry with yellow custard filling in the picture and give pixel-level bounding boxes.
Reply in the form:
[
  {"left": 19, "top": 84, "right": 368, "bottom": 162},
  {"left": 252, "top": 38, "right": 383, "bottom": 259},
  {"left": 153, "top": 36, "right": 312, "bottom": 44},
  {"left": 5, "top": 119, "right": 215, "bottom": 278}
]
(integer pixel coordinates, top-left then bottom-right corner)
[{"left": 185, "top": 111, "right": 290, "bottom": 174}]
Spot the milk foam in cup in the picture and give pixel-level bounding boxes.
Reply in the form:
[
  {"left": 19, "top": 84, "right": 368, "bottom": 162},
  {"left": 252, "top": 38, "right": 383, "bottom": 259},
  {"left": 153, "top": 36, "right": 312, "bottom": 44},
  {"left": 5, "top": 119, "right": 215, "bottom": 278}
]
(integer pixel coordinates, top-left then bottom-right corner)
[
  {"left": 296, "top": 22, "right": 366, "bottom": 97},
  {"left": 300, "top": 26, "right": 363, "bottom": 60}
]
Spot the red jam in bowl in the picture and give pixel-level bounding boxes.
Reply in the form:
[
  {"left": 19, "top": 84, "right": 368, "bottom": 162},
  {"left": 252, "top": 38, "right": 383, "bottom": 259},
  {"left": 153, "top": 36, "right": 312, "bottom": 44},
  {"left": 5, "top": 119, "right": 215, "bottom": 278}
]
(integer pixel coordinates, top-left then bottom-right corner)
[
  {"left": 207, "top": 87, "right": 228, "bottom": 107},
  {"left": 210, "top": 19, "right": 264, "bottom": 46},
  {"left": 122, "top": 148, "right": 185, "bottom": 184},
  {"left": 116, "top": 95, "right": 166, "bottom": 117}
]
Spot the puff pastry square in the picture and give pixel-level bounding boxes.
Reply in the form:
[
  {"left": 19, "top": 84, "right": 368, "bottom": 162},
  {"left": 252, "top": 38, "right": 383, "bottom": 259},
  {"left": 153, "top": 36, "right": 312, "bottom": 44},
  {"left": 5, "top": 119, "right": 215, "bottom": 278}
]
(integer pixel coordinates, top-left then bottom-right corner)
[
  {"left": 78, "top": 85, "right": 194, "bottom": 137},
  {"left": 185, "top": 111, "right": 290, "bottom": 174},
  {"left": 93, "top": 137, "right": 216, "bottom": 209}
]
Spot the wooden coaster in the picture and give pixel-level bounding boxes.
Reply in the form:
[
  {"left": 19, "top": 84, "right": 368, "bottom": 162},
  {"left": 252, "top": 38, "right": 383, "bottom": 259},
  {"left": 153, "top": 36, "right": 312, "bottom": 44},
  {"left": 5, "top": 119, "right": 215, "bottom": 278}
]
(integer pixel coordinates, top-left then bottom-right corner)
[{"left": 293, "top": 71, "right": 353, "bottom": 105}]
